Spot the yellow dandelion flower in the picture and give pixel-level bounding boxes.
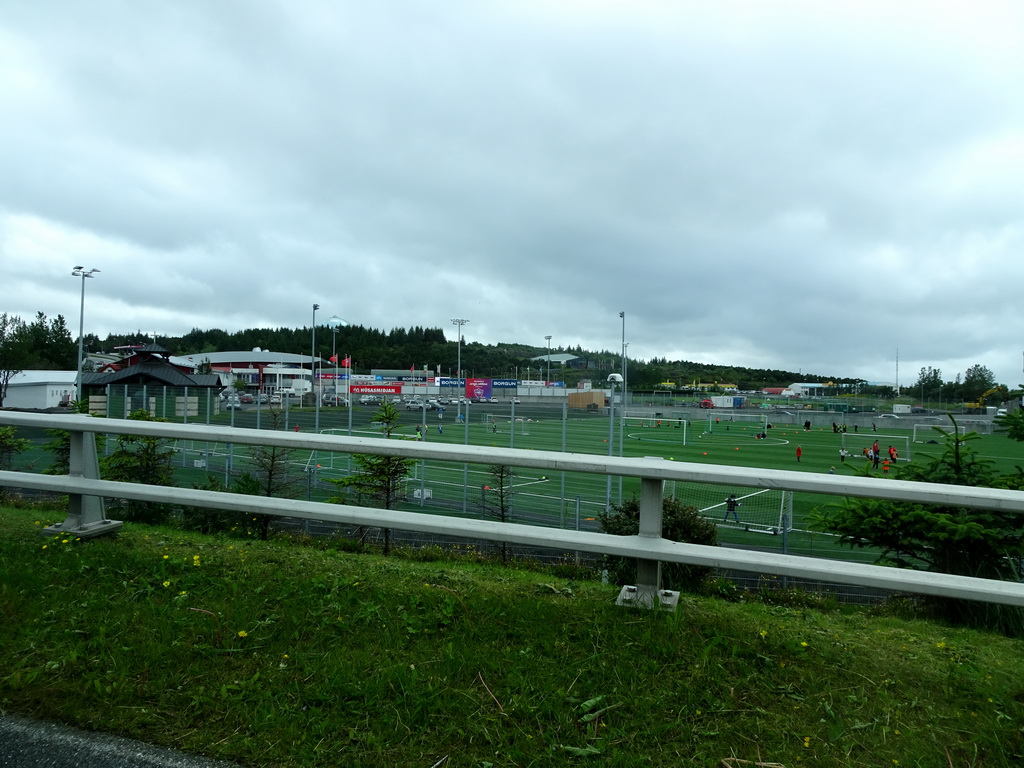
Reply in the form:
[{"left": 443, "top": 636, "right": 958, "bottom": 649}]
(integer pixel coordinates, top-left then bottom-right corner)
[
  {"left": 237, "top": 630, "right": 248, "bottom": 638},
  {"left": 800, "top": 641, "right": 808, "bottom": 647},
  {"left": 163, "top": 555, "right": 169, "bottom": 560},
  {"left": 41, "top": 544, "right": 48, "bottom": 550},
  {"left": 759, "top": 629, "right": 768, "bottom": 638},
  {"left": 162, "top": 581, "right": 171, "bottom": 588}
]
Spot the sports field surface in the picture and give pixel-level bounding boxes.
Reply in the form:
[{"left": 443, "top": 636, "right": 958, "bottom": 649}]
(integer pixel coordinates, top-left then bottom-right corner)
[{"left": 10, "top": 403, "right": 1023, "bottom": 567}]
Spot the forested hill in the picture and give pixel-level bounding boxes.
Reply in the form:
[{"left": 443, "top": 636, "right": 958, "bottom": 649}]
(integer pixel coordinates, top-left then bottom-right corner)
[{"left": 85, "top": 324, "right": 854, "bottom": 391}]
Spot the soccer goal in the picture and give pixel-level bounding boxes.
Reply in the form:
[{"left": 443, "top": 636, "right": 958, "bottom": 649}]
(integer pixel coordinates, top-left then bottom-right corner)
[
  {"left": 840, "top": 433, "right": 911, "bottom": 462},
  {"left": 912, "top": 423, "right": 969, "bottom": 443},
  {"left": 959, "top": 420, "right": 995, "bottom": 435},
  {"left": 622, "top": 415, "right": 688, "bottom": 445},
  {"left": 483, "top": 413, "right": 532, "bottom": 435},
  {"left": 705, "top": 412, "right": 768, "bottom": 435},
  {"left": 672, "top": 482, "right": 794, "bottom": 534}
]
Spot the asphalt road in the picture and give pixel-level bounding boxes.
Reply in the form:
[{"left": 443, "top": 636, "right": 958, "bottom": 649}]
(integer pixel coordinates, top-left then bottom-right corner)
[{"left": 0, "top": 715, "right": 238, "bottom": 768}]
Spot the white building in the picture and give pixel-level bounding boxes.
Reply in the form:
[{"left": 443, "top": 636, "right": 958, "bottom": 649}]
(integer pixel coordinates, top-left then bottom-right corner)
[{"left": 3, "top": 370, "right": 77, "bottom": 409}]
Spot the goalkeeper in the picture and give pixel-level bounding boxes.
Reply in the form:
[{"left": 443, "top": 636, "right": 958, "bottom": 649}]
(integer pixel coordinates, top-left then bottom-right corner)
[{"left": 723, "top": 494, "right": 742, "bottom": 523}]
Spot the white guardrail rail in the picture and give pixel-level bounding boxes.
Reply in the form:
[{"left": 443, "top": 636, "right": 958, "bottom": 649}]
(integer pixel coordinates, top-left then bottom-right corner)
[{"left": 3, "top": 411, "right": 1024, "bottom": 611}]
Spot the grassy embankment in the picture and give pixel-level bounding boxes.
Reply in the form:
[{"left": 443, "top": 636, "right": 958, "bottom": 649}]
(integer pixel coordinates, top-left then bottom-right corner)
[{"left": 3, "top": 504, "right": 1024, "bottom": 767}]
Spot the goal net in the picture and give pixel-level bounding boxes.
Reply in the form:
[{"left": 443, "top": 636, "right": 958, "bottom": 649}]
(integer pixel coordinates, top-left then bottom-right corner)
[
  {"left": 912, "top": 423, "right": 969, "bottom": 443},
  {"left": 483, "top": 413, "right": 532, "bottom": 435},
  {"left": 959, "top": 420, "right": 995, "bottom": 435},
  {"left": 622, "top": 415, "right": 688, "bottom": 445},
  {"left": 671, "top": 482, "right": 794, "bottom": 534},
  {"left": 840, "top": 433, "right": 911, "bottom": 462},
  {"left": 705, "top": 412, "right": 768, "bottom": 436}
]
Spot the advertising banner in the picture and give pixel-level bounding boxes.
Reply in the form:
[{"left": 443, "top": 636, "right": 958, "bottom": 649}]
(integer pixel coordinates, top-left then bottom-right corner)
[
  {"left": 350, "top": 384, "right": 402, "bottom": 394},
  {"left": 466, "top": 378, "right": 492, "bottom": 400}
]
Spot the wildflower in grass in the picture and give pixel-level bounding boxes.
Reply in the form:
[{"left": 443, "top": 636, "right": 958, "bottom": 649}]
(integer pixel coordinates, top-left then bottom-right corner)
[
  {"left": 237, "top": 630, "right": 248, "bottom": 638},
  {"left": 61, "top": 539, "right": 68, "bottom": 544},
  {"left": 800, "top": 641, "right": 808, "bottom": 647},
  {"left": 41, "top": 544, "right": 47, "bottom": 550},
  {"left": 803, "top": 737, "right": 810, "bottom": 748},
  {"left": 163, "top": 555, "right": 169, "bottom": 560},
  {"left": 759, "top": 629, "right": 767, "bottom": 638},
  {"left": 163, "top": 581, "right": 171, "bottom": 588},
  {"left": 179, "top": 591, "right": 188, "bottom": 596},
  {"left": 936, "top": 641, "right": 946, "bottom": 648},
  {"left": 192, "top": 555, "right": 201, "bottom": 567}
]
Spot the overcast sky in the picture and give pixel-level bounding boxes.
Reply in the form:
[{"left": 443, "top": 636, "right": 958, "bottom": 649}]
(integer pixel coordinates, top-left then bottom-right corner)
[{"left": 3, "top": 0, "right": 1024, "bottom": 387}]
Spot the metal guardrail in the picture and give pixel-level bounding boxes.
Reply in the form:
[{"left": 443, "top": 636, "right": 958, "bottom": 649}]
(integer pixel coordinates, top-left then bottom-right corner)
[{"left": 3, "top": 411, "right": 1024, "bottom": 609}]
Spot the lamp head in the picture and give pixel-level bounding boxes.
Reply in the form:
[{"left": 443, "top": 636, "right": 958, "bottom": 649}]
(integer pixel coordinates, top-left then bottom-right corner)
[{"left": 607, "top": 373, "right": 623, "bottom": 383}]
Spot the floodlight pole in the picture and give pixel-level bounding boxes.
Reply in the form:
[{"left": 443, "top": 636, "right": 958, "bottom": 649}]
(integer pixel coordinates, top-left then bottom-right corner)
[
  {"left": 545, "top": 335, "right": 552, "bottom": 385},
  {"left": 72, "top": 267, "right": 100, "bottom": 400},
  {"left": 451, "top": 318, "right": 469, "bottom": 417},
  {"left": 326, "top": 315, "right": 348, "bottom": 401},
  {"left": 312, "top": 303, "right": 320, "bottom": 432}
]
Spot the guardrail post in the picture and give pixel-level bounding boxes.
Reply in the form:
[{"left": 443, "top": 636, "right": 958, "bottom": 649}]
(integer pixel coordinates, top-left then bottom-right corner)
[
  {"left": 42, "top": 430, "right": 122, "bottom": 539},
  {"left": 616, "top": 476, "right": 679, "bottom": 611}
]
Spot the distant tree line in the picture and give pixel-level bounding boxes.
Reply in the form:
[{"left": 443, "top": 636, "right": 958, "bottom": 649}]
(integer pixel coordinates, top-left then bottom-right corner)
[
  {"left": 79, "top": 324, "right": 855, "bottom": 392},
  {"left": 1, "top": 310, "right": 1010, "bottom": 404},
  {"left": 910, "top": 364, "right": 1004, "bottom": 405},
  {"left": 0, "top": 312, "right": 76, "bottom": 406}
]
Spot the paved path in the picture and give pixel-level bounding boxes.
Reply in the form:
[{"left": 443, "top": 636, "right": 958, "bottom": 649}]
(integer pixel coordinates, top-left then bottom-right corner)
[{"left": 0, "top": 715, "right": 237, "bottom": 768}]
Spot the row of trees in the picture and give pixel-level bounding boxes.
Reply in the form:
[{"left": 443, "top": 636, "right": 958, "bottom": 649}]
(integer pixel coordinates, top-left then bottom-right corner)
[
  {"left": 910, "top": 364, "right": 1002, "bottom": 405},
  {"left": 0, "top": 310, "right": 1010, "bottom": 405},
  {"left": 0, "top": 313, "right": 76, "bottom": 406}
]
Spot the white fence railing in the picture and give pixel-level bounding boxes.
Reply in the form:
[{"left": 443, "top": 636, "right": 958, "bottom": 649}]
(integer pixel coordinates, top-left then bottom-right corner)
[{"left": 3, "top": 411, "right": 1024, "bottom": 609}]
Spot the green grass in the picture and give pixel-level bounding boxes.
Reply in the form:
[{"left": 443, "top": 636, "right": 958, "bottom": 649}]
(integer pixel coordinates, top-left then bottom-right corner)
[{"left": 3, "top": 504, "right": 1024, "bottom": 767}]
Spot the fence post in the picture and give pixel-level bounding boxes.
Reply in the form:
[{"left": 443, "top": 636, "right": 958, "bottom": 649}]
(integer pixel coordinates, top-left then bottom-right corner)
[
  {"left": 42, "top": 430, "right": 122, "bottom": 540},
  {"left": 616, "top": 476, "right": 679, "bottom": 610}
]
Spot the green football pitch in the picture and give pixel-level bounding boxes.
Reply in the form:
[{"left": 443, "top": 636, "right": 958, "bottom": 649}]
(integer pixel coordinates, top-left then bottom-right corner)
[{"left": 12, "top": 405, "right": 1024, "bottom": 564}]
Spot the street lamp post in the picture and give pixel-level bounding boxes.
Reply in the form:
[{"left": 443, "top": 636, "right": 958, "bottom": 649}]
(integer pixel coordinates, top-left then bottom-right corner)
[
  {"left": 312, "top": 303, "right": 320, "bottom": 432},
  {"left": 451, "top": 318, "right": 469, "bottom": 416},
  {"left": 327, "top": 315, "right": 348, "bottom": 398},
  {"left": 545, "top": 335, "right": 552, "bottom": 384},
  {"left": 71, "top": 267, "right": 100, "bottom": 401}
]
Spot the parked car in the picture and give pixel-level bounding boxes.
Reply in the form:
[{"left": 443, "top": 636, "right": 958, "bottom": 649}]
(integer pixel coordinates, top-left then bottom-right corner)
[
  {"left": 269, "top": 394, "right": 282, "bottom": 405},
  {"left": 509, "top": 397, "right": 521, "bottom": 405},
  {"left": 408, "top": 401, "right": 438, "bottom": 411},
  {"left": 256, "top": 393, "right": 269, "bottom": 404},
  {"left": 224, "top": 399, "right": 242, "bottom": 410},
  {"left": 359, "top": 395, "right": 380, "bottom": 405},
  {"left": 239, "top": 393, "right": 255, "bottom": 404},
  {"left": 322, "top": 395, "right": 348, "bottom": 406}
]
